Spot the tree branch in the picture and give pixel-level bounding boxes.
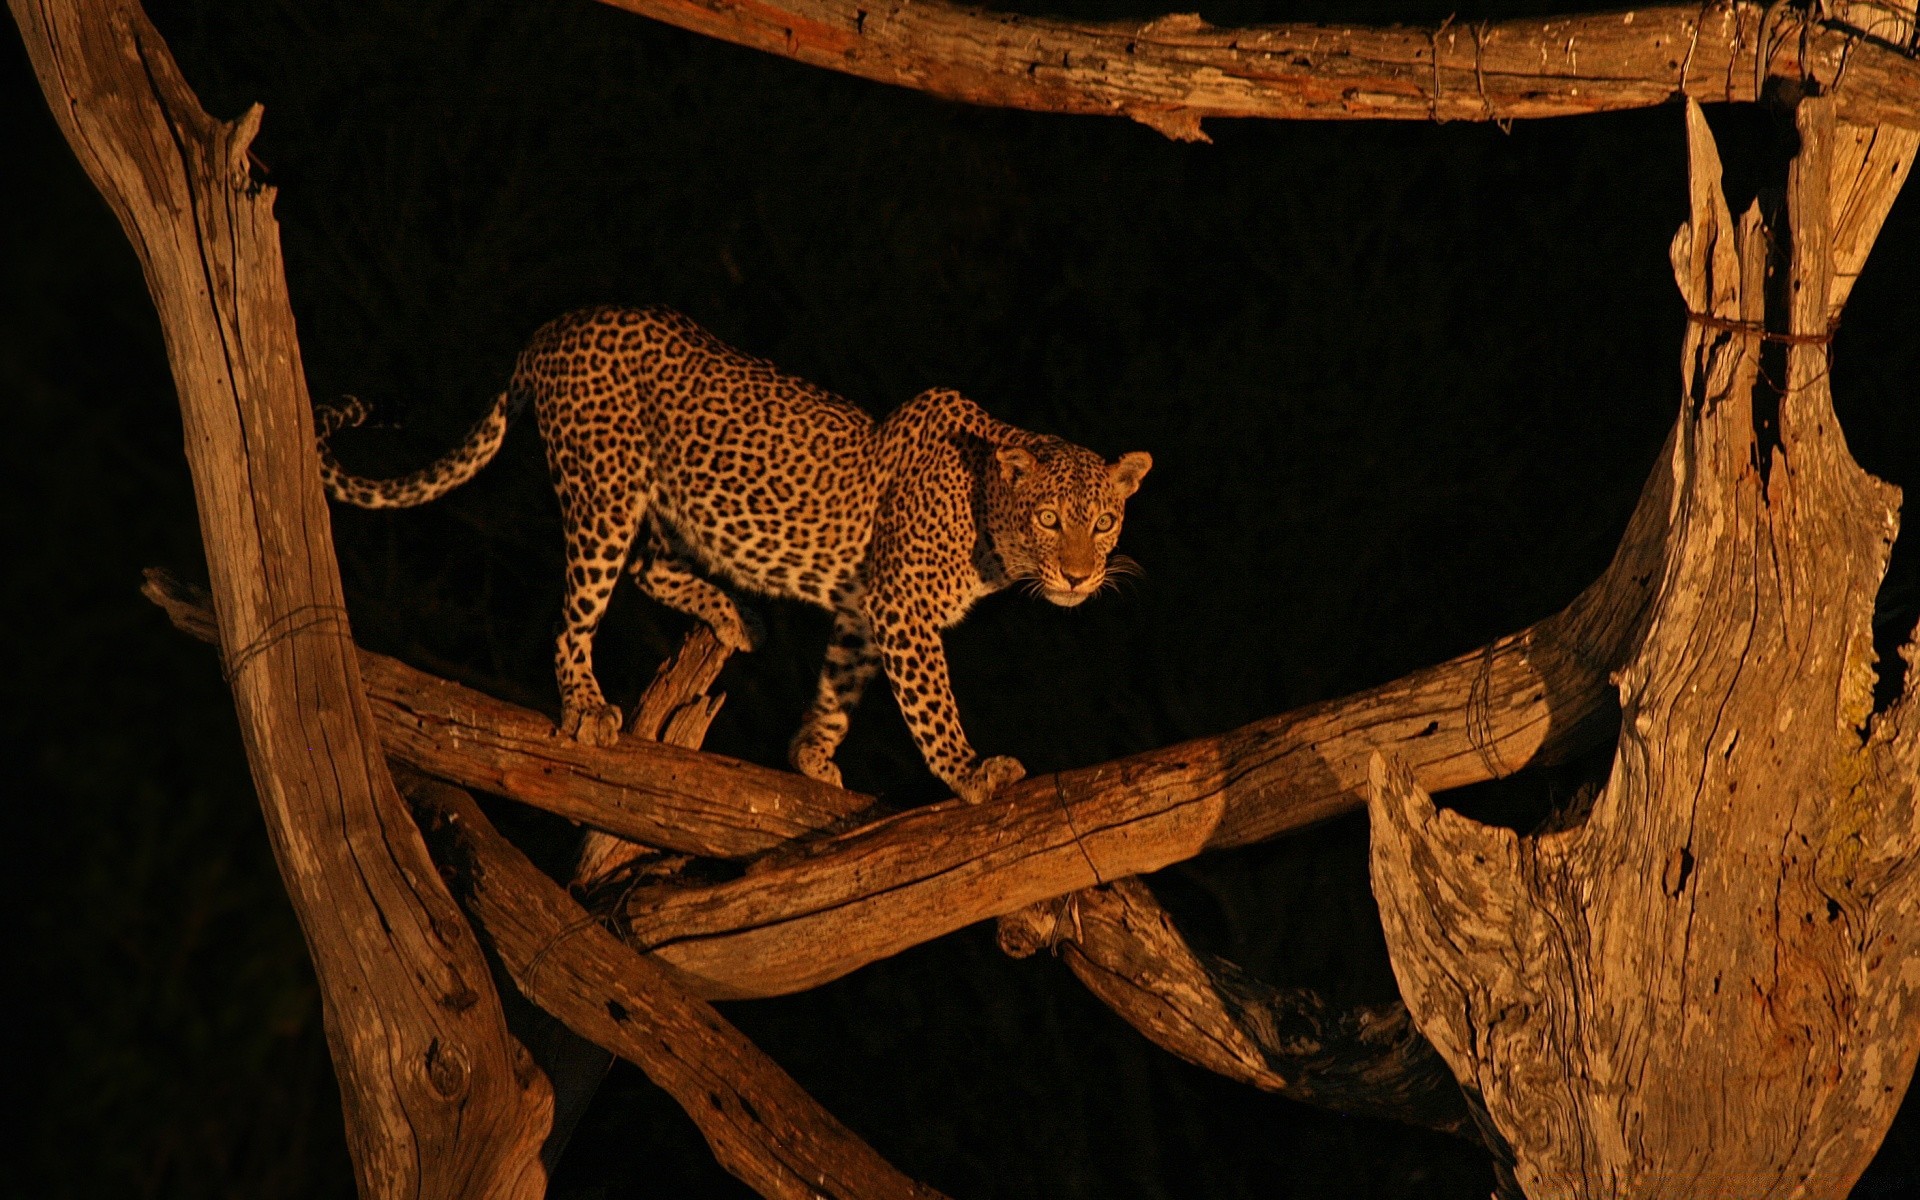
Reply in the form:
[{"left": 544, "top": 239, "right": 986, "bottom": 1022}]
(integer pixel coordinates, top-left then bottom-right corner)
[
  {"left": 598, "top": 0, "right": 1920, "bottom": 140},
  {"left": 143, "top": 568, "right": 872, "bottom": 859},
  {"left": 997, "top": 879, "right": 1473, "bottom": 1138}
]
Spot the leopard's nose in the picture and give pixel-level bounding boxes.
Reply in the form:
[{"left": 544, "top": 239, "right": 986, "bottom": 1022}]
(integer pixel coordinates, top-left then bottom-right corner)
[{"left": 1062, "top": 569, "right": 1092, "bottom": 588}]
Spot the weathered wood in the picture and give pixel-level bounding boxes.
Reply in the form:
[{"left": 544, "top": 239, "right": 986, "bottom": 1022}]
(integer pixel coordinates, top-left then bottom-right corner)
[
  {"left": 997, "top": 880, "right": 1472, "bottom": 1138},
  {"left": 12, "top": 2, "right": 552, "bottom": 1194},
  {"left": 144, "top": 568, "right": 872, "bottom": 858},
  {"left": 598, "top": 0, "right": 1920, "bottom": 140},
  {"left": 404, "top": 773, "right": 947, "bottom": 1200},
  {"left": 1369, "top": 96, "right": 1920, "bottom": 1198}
]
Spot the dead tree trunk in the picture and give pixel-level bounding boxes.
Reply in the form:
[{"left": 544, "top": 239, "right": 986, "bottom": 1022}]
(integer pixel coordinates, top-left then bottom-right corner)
[
  {"left": 9, "top": 1, "right": 552, "bottom": 1194},
  {"left": 1370, "top": 96, "right": 1920, "bottom": 1198}
]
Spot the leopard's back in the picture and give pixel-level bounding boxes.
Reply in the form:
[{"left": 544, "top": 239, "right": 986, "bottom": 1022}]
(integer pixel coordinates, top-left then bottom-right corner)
[{"left": 516, "top": 306, "right": 882, "bottom": 605}]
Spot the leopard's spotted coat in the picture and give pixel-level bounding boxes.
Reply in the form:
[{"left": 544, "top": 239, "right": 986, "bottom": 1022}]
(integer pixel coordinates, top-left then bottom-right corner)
[{"left": 317, "top": 306, "right": 1150, "bottom": 803}]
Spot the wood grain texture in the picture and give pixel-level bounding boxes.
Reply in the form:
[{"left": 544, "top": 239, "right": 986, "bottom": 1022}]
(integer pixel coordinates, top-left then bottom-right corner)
[
  {"left": 405, "top": 773, "right": 947, "bottom": 1200},
  {"left": 598, "top": 0, "right": 1920, "bottom": 139},
  {"left": 1370, "top": 96, "right": 1920, "bottom": 1198},
  {"left": 11, "top": 2, "right": 552, "bottom": 1195},
  {"left": 576, "top": 625, "right": 739, "bottom": 884}
]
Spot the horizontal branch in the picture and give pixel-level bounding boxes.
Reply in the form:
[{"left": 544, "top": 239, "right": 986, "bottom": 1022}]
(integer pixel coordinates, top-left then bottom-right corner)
[
  {"left": 598, "top": 0, "right": 1920, "bottom": 139},
  {"left": 404, "top": 771, "right": 944, "bottom": 1200},
  {"left": 143, "top": 568, "right": 871, "bottom": 858}
]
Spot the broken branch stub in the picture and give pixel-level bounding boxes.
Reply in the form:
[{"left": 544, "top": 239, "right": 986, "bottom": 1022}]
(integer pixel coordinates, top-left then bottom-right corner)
[{"left": 1369, "top": 97, "right": 1920, "bottom": 1198}]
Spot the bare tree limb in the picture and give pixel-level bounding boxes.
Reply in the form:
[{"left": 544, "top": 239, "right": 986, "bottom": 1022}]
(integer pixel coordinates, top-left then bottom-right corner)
[
  {"left": 997, "top": 879, "right": 1473, "bottom": 1139},
  {"left": 403, "top": 772, "right": 948, "bottom": 1200},
  {"left": 598, "top": 0, "right": 1920, "bottom": 139},
  {"left": 554, "top": 627, "right": 742, "bottom": 1168},
  {"left": 594, "top": 429, "right": 1668, "bottom": 999}
]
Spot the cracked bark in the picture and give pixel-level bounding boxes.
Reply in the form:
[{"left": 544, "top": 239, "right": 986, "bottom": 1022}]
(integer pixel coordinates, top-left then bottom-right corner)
[
  {"left": 1369, "top": 94, "right": 1920, "bottom": 1198},
  {"left": 74, "top": 0, "right": 1920, "bottom": 1183}
]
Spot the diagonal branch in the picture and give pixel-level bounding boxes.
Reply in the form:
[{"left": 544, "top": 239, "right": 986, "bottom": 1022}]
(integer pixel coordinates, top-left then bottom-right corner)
[
  {"left": 404, "top": 772, "right": 946, "bottom": 1200},
  {"left": 997, "top": 879, "right": 1474, "bottom": 1139},
  {"left": 598, "top": 0, "right": 1920, "bottom": 139},
  {"left": 143, "top": 568, "right": 872, "bottom": 859}
]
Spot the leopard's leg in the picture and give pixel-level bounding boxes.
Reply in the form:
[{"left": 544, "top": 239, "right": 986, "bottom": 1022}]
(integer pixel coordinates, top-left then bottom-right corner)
[
  {"left": 627, "top": 527, "right": 759, "bottom": 652},
  {"left": 553, "top": 480, "right": 645, "bottom": 749},
  {"left": 788, "top": 590, "right": 878, "bottom": 788},
  {"left": 869, "top": 600, "right": 1025, "bottom": 804}
]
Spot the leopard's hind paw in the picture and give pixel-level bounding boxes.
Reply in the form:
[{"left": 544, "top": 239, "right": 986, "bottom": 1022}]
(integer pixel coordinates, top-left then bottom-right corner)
[{"left": 560, "top": 702, "right": 624, "bottom": 748}]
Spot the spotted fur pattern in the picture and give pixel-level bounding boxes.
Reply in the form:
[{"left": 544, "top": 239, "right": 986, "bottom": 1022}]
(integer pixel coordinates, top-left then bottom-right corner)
[{"left": 317, "top": 306, "right": 1151, "bottom": 803}]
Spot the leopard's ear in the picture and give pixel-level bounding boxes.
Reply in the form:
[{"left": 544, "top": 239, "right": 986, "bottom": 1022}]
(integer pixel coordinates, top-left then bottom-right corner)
[
  {"left": 1108, "top": 451, "right": 1152, "bottom": 499},
  {"left": 997, "top": 446, "right": 1038, "bottom": 485}
]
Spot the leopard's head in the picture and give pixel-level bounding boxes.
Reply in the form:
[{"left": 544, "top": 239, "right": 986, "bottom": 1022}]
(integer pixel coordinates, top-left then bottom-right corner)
[{"left": 988, "top": 437, "right": 1152, "bottom": 607}]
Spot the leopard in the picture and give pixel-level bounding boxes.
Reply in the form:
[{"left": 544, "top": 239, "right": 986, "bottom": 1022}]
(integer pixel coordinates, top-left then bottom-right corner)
[{"left": 316, "top": 305, "right": 1151, "bottom": 804}]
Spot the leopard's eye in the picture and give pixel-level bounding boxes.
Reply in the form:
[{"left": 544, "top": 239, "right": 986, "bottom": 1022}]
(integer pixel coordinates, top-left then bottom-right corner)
[
  {"left": 1036, "top": 509, "right": 1060, "bottom": 529},
  {"left": 1094, "top": 512, "right": 1116, "bottom": 533}
]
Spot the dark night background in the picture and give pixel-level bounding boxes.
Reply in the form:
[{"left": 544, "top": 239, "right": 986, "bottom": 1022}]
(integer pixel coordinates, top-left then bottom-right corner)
[{"left": 10, "top": 0, "right": 1920, "bottom": 1195}]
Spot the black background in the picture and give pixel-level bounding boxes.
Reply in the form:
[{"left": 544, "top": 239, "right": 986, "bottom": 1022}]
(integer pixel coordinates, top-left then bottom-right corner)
[{"left": 10, "top": 1, "right": 1920, "bottom": 1195}]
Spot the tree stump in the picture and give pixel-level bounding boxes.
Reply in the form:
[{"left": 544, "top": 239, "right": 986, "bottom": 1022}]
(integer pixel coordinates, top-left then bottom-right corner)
[{"left": 1369, "top": 97, "right": 1920, "bottom": 1198}]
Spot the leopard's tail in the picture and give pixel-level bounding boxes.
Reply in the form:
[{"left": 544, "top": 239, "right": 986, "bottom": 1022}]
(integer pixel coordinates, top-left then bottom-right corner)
[{"left": 316, "top": 388, "right": 523, "bottom": 509}]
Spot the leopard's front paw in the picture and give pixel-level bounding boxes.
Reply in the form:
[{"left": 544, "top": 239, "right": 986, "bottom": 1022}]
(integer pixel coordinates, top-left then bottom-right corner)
[
  {"left": 953, "top": 755, "right": 1026, "bottom": 804},
  {"left": 792, "top": 749, "right": 843, "bottom": 789},
  {"left": 560, "top": 702, "right": 624, "bottom": 748}
]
